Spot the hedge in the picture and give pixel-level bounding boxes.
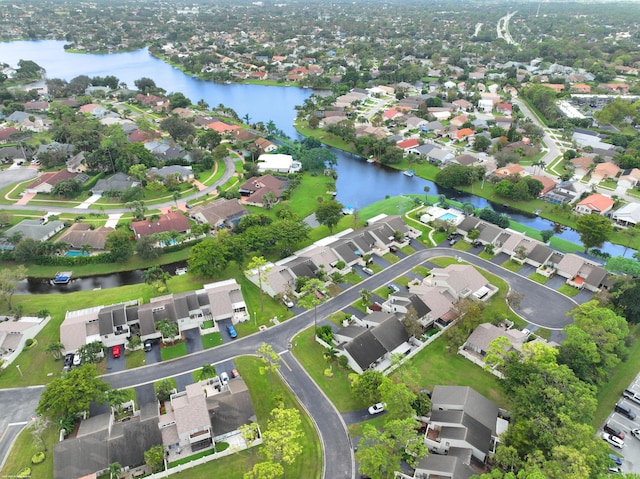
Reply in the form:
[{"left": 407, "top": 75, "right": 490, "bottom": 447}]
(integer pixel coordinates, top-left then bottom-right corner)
[{"left": 82, "top": 172, "right": 105, "bottom": 191}]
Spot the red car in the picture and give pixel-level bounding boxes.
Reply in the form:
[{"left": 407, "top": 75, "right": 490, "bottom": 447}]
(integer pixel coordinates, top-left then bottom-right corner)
[{"left": 112, "top": 345, "right": 121, "bottom": 358}]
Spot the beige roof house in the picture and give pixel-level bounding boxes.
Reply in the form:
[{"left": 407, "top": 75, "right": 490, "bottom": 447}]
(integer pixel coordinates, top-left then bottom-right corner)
[
  {"left": 591, "top": 162, "right": 620, "bottom": 183},
  {"left": 57, "top": 223, "right": 113, "bottom": 250}
]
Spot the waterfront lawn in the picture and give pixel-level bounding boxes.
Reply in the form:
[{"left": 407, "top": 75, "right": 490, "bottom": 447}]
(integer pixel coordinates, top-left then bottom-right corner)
[
  {"left": 161, "top": 341, "right": 188, "bottom": 361},
  {"left": 558, "top": 284, "right": 580, "bottom": 297},
  {"left": 390, "top": 335, "right": 508, "bottom": 409},
  {"left": 291, "top": 327, "right": 367, "bottom": 412},
  {"left": 0, "top": 417, "right": 59, "bottom": 479},
  {"left": 236, "top": 356, "right": 322, "bottom": 479},
  {"left": 202, "top": 332, "right": 223, "bottom": 349}
]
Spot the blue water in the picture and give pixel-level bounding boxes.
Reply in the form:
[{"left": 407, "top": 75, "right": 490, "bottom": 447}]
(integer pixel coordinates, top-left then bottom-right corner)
[
  {"left": 65, "top": 251, "right": 88, "bottom": 257},
  {"left": 0, "top": 40, "right": 634, "bottom": 259},
  {"left": 439, "top": 213, "right": 458, "bottom": 221}
]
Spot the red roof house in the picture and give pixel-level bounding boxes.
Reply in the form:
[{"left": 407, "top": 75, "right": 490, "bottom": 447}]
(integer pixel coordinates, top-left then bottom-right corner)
[{"left": 131, "top": 212, "right": 191, "bottom": 238}]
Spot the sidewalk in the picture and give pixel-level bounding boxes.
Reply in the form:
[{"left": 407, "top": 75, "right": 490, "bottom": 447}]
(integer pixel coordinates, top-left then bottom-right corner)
[{"left": 75, "top": 193, "right": 101, "bottom": 209}]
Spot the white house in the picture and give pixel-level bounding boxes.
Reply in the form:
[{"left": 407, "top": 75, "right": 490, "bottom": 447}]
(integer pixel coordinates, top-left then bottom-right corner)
[{"left": 256, "top": 153, "right": 301, "bottom": 173}]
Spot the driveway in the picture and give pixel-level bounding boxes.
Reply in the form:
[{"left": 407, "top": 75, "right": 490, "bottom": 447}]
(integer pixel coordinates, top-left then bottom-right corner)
[
  {"left": 0, "top": 167, "right": 37, "bottom": 192},
  {"left": 135, "top": 383, "right": 156, "bottom": 406},
  {"left": 144, "top": 340, "right": 162, "bottom": 365},
  {"left": 106, "top": 345, "right": 126, "bottom": 373},
  {"left": 183, "top": 328, "right": 203, "bottom": 354},
  {"left": 490, "top": 252, "right": 510, "bottom": 265},
  {"left": 546, "top": 276, "right": 565, "bottom": 289},
  {"left": 0, "top": 387, "right": 43, "bottom": 470},
  {"left": 573, "top": 289, "right": 594, "bottom": 304},
  {"left": 174, "top": 371, "right": 195, "bottom": 393}
]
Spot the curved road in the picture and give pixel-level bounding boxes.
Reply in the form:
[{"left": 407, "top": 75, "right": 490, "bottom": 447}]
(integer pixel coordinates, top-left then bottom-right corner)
[
  {"left": 0, "top": 155, "right": 237, "bottom": 215},
  {"left": 0, "top": 247, "right": 579, "bottom": 478}
]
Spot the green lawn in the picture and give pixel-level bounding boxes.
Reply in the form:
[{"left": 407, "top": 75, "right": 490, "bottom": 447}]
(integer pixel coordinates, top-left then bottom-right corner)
[
  {"left": 390, "top": 335, "right": 508, "bottom": 409},
  {"left": 594, "top": 324, "right": 640, "bottom": 427},
  {"left": 125, "top": 349, "right": 146, "bottom": 369},
  {"left": 161, "top": 341, "right": 188, "bottom": 360},
  {"left": 291, "top": 327, "right": 367, "bottom": 412},
  {"left": 501, "top": 259, "right": 524, "bottom": 273},
  {"left": 412, "top": 265, "right": 430, "bottom": 277},
  {"left": 478, "top": 251, "right": 494, "bottom": 260},
  {"left": 528, "top": 272, "right": 549, "bottom": 285},
  {"left": 202, "top": 332, "right": 223, "bottom": 349},
  {"left": 452, "top": 241, "right": 472, "bottom": 252},
  {"left": 0, "top": 418, "right": 59, "bottom": 479},
  {"left": 558, "top": 284, "right": 580, "bottom": 297}
]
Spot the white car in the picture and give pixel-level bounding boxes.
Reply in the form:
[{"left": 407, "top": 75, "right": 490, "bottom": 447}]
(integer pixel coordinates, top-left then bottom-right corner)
[
  {"left": 282, "top": 295, "right": 294, "bottom": 308},
  {"left": 602, "top": 432, "right": 625, "bottom": 449},
  {"left": 631, "top": 428, "right": 640, "bottom": 440},
  {"left": 220, "top": 372, "right": 229, "bottom": 386},
  {"left": 368, "top": 402, "right": 386, "bottom": 415},
  {"left": 362, "top": 267, "right": 374, "bottom": 276}
]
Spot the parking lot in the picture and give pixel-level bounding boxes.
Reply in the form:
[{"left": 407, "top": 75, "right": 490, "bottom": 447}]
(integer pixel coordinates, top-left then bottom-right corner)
[{"left": 601, "top": 374, "right": 640, "bottom": 474}]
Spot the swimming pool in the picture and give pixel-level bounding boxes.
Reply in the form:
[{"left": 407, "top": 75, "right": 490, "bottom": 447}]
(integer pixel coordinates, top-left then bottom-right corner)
[
  {"left": 65, "top": 251, "right": 89, "bottom": 257},
  {"left": 439, "top": 212, "right": 458, "bottom": 221}
]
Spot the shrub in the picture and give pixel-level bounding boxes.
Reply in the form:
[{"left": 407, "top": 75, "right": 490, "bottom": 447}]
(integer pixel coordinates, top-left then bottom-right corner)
[
  {"left": 25, "top": 338, "right": 34, "bottom": 347},
  {"left": 317, "top": 325, "right": 334, "bottom": 343},
  {"left": 17, "top": 467, "right": 31, "bottom": 478},
  {"left": 335, "top": 260, "right": 346, "bottom": 270},
  {"left": 215, "top": 442, "right": 229, "bottom": 453},
  {"left": 31, "top": 452, "right": 45, "bottom": 464}
]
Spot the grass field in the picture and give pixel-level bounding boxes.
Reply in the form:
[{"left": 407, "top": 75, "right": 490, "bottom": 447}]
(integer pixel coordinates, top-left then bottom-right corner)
[
  {"left": 558, "top": 284, "right": 580, "bottom": 297},
  {"left": 0, "top": 418, "right": 59, "bottom": 479},
  {"left": 291, "top": 327, "right": 368, "bottom": 412},
  {"left": 160, "top": 341, "right": 188, "bottom": 361},
  {"left": 202, "top": 332, "right": 223, "bottom": 349}
]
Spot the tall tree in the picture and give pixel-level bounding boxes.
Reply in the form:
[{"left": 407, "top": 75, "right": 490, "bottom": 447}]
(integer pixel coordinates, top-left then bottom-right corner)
[
  {"left": 575, "top": 214, "right": 613, "bottom": 251},
  {"left": 196, "top": 364, "right": 217, "bottom": 382},
  {"left": 297, "top": 278, "right": 326, "bottom": 334},
  {"left": 105, "top": 229, "right": 134, "bottom": 263},
  {"left": 0, "top": 265, "right": 27, "bottom": 310},
  {"left": 188, "top": 237, "right": 229, "bottom": 277},
  {"left": 315, "top": 199, "right": 344, "bottom": 234},
  {"left": 244, "top": 462, "right": 283, "bottom": 479},
  {"left": 257, "top": 342, "right": 281, "bottom": 390},
  {"left": 247, "top": 256, "right": 271, "bottom": 313},
  {"left": 261, "top": 407, "right": 303, "bottom": 478},
  {"left": 37, "top": 364, "right": 109, "bottom": 419},
  {"left": 144, "top": 445, "right": 165, "bottom": 473}
]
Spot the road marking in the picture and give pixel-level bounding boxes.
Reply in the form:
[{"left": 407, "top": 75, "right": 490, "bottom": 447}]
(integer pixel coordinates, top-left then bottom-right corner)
[
  {"left": 7, "top": 422, "right": 28, "bottom": 427},
  {"left": 280, "top": 357, "right": 293, "bottom": 372}
]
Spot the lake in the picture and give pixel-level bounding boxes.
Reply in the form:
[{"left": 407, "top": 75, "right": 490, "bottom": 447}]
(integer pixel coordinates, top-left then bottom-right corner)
[{"left": 0, "top": 40, "right": 634, "bottom": 259}]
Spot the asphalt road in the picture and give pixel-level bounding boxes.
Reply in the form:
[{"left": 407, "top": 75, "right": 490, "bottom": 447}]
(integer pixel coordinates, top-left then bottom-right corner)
[
  {"left": 0, "top": 247, "right": 580, "bottom": 477},
  {"left": 0, "top": 386, "right": 43, "bottom": 470},
  {"left": 0, "top": 155, "right": 236, "bottom": 215}
]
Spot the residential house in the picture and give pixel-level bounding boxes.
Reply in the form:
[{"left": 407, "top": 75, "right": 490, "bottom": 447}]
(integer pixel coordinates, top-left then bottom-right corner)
[
  {"left": 604, "top": 83, "right": 630, "bottom": 94},
  {"left": 555, "top": 254, "right": 608, "bottom": 292},
  {"left": 238, "top": 174, "right": 289, "bottom": 206},
  {"left": 0, "top": 316, "right": 48, "bottom": 366},
  {"left": 569, "top": 156, "right": 594, "bottom": 178},
  {"left": 66, "top": 151, "right": 86, "bottom": 173},
  {"left": 531, "top": 175, "right": 557, "bottom": 196},
  {"left": 23, "top": 100, "right": 49, "bottom": 112},
  {"left": 381, "top": 292, "right": 431, "bottom": 327},
  {"left": 206, "top": 121, "right": 241, "bottom": 134},
  {"left": 148, "top": 165, "right": 194, "bottom": 182},
  {"left": 256, "top": 153, "right": 299, "bottom": 173},
  {"left": 494, "top": 164, "right": 525, "bottom": 179},
  {"left": 426, "top": 147, "right": 455, "bottom": 165},
  {"left": 78, "top": 103, "right": 109, "bottom": 118},
  {"left": 53, "top": 402, "right": 162, "bottom": 479},
  {"left": 405, "top": 116, "right": 428, "bottom": 130},
  {"left": 571, "top": 83, "right": 592, "bottom": 93},
  {"left": 544, "top": 181, "right": 580, "bottom": 204},
  {"left": 618, "top": 168, "right": 640, "bottom": 190},
  {"left": 420, "top": 386, "right": 504, "bottom": 475},
  {"left": 254, "top": 137, "right": 277, "bottom": 153},
  {"left": 3, "top": 219, "right": 64, "bottom": 242},
  {"left": 158, "top": 384, "right": 214, "bottom": 457},
  {"left": 452, "top": 99, "right": 473, "bottom": 111},
  {"left": 424, "top": 264, "right": 495, "bottom": 301},
  {"left": 574, "top": 193, "right": 614, "bottom": 215},
  {"left": 397, "top": 138, "right": 420, "bottom": 155},
  {"left": 450, "top": 114, "right": 469, "bottom": 128},
  {"left": 25, "top": 169, "right": 80, "bottom": 194},
  {"left": 496, "top": 103, "right": 513, "bottom": 116},
  {"left": 452, "top": 128, "right": 475, "bottom": 142},
  {"left": 590, "top": 162, "right": 620, "bottom": 183},
  {"left": 447, "top": 154, "right": 480, "bottom": 167},
  {"left": 189, "top": 198, "right": 249, "bottom": 229},
  {"left": 130, "top": 212, "right": 191, "bottom": 239},
  {"left": 336, "top": 312, "right": 411, "bottom": 373},
  {"left": 57, "top": 223, "right": 113, "bottom": 251},
  {"left": 463, "top": 323, "right": 528, "bottom": 359},
  {"left": 611, "top": 202, "right": 640, "bottom": 227},
  {"left": 92, "top": 172, "right": 139, "bottom": 194}
]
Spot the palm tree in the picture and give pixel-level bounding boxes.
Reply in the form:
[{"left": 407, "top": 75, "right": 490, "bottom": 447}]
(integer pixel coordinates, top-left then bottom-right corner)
[
  {"left": 45, "top": 341, "right": 65, "bottom": 360},
  {"left": 106, "top": 389, "right": 129, "bottom": 414},
  {"left": 462, "top": 202, "right": 475, "bottom": 216},
  {"left": 80, "top": 243, "right": 93, "bottom": 256},
  {"left": 437, "top": 194, "right": 447, "bottom": 207},
  {"left": 108, "top": 462, "right": 122, "bottom": 479},
  {"left": 196, "top": 364, "right": 217, "bottom": 381},
  {"left": 156, "top": 319, "right": 179, "bottom": 343},
  {"left": 423, "top": 185, "right": 430, "bottom": 205},
  {"left": 359, "top": 288, "right": 372, "bottom": 306},
  {"left": 172, "top": 190, "right": 181, "bottom": 208},
  {"left": 323, "top": 346, "right": 339, "bottom": 372}
]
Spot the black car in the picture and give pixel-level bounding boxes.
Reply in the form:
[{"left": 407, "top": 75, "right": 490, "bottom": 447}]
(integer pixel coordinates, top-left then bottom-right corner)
[
  {"left": 143, "top": 341, "right": 153, "bottom": 352},
  {"left": 63, "top": 353, "right": 74, "bottom": 372},
  {"left": 604, "top": 423, "right": 625, "bottom": 440}
]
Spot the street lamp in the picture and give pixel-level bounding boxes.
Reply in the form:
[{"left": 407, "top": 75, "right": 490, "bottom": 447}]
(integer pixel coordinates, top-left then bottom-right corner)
[
  {"left": 16, "top": 364, "right": 23, "bottom": 377},
  {"left": 254, "top": 311, "right": 257, "bottom": 327}
]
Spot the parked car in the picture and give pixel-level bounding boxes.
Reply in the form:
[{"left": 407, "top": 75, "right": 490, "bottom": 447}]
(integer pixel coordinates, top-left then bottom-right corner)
[
  {"left": 387, "top": 283, "right": 400, "bottom": 293},
  {"left": 143, "top": 341, "right": 153, "bottom": 352},
  {"left": 608, "top": 466, "right": 622, "bottom": 474},
  {"left": 227, "top": 324, "right": 238, "bottom": 339},
  {"left": 220, "top": 372, "right": 229, "bottom": 386},
  {"left": 449, "top": 239, "right": 458, "bottom": 246},
  {"left": 63, "top": 353, "right": 74, "bottom": 372},
  {"left": 615, "top": 402, "right": 637, "bottom": 420},
  {"left": 609, "top": 453, "right": 623, "bottom": 466},
  {"left": 231, "top": 369, "right": 240, "bottom": 378},
  {"left": 112, "top": 345, "right": 121, "bottom": 358},
  {"left": 362, "top": 267, "right": 374, "bottom": 276},
  {"left": 631, "top": 428, "right": 640, "bottom": 440},
  {"left": 622, "top": 389, "right": 640, "bottom": 406},
  {"left": 282, "top": 295, "right": 294, "bottom": 308},
  {"left": 72, "top": 353, "right": 81, "bottom": 367},
  {"left": 368, "top": 402, "right": 386, "bottom": 415},
  {"left": 389, "top": 246, "right": 398, "bottom": 253},
  {"left": 602, "top": 432, "right": 624, "bottom": 449},
  {"left": 604, "top": 423, "right": 625, "bottom": 440}
]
